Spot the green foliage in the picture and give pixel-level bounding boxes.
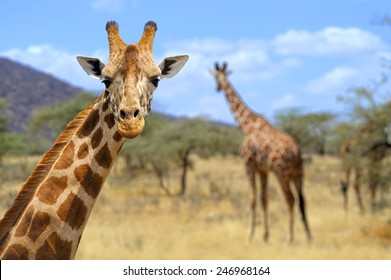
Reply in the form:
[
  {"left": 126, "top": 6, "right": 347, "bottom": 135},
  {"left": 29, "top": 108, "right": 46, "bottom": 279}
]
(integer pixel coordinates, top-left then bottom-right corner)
[
  {"left": 274, "top": 108, "right": 336, "bottom": 154},
  {"left": 0, "top": 98, "right": 9, "bottom": 161},
  {"left": 337, "top": 69, "right": 391, "bottom": 206},
  {"left": 0, "top": 99, "right": 7, "bottom": 133},
  {"left": 157, "top": 118, "right": 240, "bottom": 162},
  {"left": 28, "top": 91, "right": 98, "bottom": 153},
  {"left": 339, "top": 75, "right": 391, "bottom": 121},
  {"left": 0, "top": 100, "right": 30, "bottom": 168},
  {"left": 338, "top": 74, "right": 391, "bottom": 147},
  {"left": 326, "top": 122, "right": 356, "bottom": 155}
]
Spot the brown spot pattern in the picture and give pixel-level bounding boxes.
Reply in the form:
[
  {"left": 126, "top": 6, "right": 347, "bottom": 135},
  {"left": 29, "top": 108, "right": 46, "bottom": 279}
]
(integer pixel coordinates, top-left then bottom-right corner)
[
  {"left": 37, "top": 176, "right": 68, "bottom": 205},
  {"left": 74, "top": 164, "right": 103, "bottom": 199},
  {"left": 102, "top": 96, "right": 110, "bottom": 111},
  {"left": 77, "top": 109, "right": 100, "bottom": 138},
  {"left": 15, "top": 206, "right": 34, "bottom": 237},
  {"left": 2, "top": 244, "right": 29, "bottom": 259},
  {"left": 54, "top": 141, "right": 75, "bottom": 170},
  {"left": 95, "top": 143, "right": 112, "bottom": 169},
  {"left": 57, "top": 193, "right": 87, "bottom": 230},
  {"left": 77, "top": 143, "right": 89, "bottom": 159},
  {"left": 91, "top": 127, "right": 103, "bottom": 149},
  {"left": 28, "top": 212, "right": 51, "bottom": 242},
  {"left": 113, "top": 131, "right": 122, "bottom": 142},
  {"left": 104, "top": 113, "right": 115, "bottom": 129},
  {"left": 36, "top": 232, "right": 72, "bottom": 260}
]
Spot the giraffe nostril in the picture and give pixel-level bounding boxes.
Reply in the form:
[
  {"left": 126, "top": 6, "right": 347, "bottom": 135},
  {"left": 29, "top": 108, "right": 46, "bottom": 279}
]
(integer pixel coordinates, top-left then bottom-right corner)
[
  {"left": 119, "top": 109, "right": 127, "bottom": 120},
  {"left": 119, "top": 108, "right": 140, "bottom": 120}
]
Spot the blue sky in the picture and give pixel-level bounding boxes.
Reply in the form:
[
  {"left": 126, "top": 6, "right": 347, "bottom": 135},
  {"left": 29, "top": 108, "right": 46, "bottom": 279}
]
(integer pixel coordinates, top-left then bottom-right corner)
[{"left": 1, "top": 0, "right": 390, "bottom": 124}]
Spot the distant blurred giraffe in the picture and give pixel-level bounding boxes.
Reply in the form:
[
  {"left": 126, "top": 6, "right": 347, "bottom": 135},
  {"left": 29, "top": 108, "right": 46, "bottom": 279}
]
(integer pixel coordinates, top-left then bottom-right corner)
[
  {"left": 210, "top": 62, "right": 311, "bottom": 243},
  {"left": 340, "top": 124, "right": 391, "bottom": 213}
]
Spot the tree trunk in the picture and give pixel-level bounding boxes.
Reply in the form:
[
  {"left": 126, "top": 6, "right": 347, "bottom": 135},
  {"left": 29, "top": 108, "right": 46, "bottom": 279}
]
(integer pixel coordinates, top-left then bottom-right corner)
[
  {"left": 125, "top": 154, "right": 132, "bottom": 170},
  {"left": 152, "top": 162, "right": 171, "bottom": 196},
  {"left": 178, "top": 150, "right": 191, "bottom": 196}
]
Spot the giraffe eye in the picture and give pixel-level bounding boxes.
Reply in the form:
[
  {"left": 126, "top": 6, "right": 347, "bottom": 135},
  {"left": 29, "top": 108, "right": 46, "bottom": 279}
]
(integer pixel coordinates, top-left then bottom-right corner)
[{"left": 150, "top": 77, "right": 160, "bottom": 87}]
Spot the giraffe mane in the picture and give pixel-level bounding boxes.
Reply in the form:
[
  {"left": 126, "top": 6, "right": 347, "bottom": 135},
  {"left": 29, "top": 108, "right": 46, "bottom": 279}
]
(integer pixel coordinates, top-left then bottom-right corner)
[{"left": 0, "top": 96, "right": 101, "bottom": 243}]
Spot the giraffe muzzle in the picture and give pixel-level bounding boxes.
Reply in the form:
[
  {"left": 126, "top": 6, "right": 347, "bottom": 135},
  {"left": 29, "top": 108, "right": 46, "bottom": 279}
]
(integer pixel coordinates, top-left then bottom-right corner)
[{"left": 117, "top": 107, "right": 145, "bottom": 139}]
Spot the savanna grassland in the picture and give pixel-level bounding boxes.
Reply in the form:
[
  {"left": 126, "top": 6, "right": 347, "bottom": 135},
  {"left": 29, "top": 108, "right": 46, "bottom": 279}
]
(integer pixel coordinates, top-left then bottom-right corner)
[{"left": 0, "top": 155, "right": 390, "bottom": 259}]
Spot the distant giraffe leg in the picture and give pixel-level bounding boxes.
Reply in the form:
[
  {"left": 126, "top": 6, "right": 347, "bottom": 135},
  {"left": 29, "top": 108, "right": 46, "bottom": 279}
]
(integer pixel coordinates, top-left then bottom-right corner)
[
  {"left": 354, "top": 167, "right": 364, "bottom": 214},
  {"left": 245, "top": 163, "right": 257, "bottom": 242},
  {"left": 292, "top": 175, "right": 312, "bottom": 242},
  {"left": 259, "top": 172, "right": 269, "bottom": 242},
  {"left": 278, "top": 176, "right": 295, "bottom": 243}
]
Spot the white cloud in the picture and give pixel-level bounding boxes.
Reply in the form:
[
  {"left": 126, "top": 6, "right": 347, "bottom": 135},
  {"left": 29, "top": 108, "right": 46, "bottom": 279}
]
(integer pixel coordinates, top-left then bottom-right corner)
[
  {"left": 273, "top": 27, "right": 383, "bottom": 56},
  {"left": 304, "top": 66, "right": 361, "bottom": 95},
  {"left": 162, "top": 38, "right": 298, "bottom": 85},
  {"left": 168, "top": 38, "right": 235, "bottom": 54},
  {"left": 2, "top": 44, "right": 107, "bottom": 91},
  {"left": 270, "top": 94, "right": 299, "bottom": 112}
]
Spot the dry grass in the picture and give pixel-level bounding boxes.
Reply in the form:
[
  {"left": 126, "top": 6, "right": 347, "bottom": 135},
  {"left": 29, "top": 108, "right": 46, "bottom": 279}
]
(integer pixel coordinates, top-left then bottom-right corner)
[{"left": 0, "top": 155, "right": 390, "bottom": 259}]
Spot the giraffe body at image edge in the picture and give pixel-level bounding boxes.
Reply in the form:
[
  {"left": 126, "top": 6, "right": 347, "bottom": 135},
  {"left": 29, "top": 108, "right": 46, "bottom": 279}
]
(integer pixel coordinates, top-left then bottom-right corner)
[
  {"left": 339, "top": 124, "right": 391, "bottom": 214},
  {"left": 0, "top": 21, "right": 188, "bottom": 259},
  {"left": 210, "top": 62, "right": 312, "bottom": 243}
]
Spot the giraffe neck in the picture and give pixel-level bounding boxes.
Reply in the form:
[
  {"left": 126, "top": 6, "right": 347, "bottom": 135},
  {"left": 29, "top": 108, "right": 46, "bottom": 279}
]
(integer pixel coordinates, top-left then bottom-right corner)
[
  {"left": 0, "top": 91, "right": 125, "bottom": 259},
  {"left": 220, "top": 77, "right": 269, "bottom": 134}
]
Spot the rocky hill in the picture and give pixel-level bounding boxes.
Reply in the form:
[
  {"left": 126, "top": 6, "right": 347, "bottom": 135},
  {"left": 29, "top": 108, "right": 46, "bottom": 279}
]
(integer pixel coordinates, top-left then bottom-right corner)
[{"left": 0, "top": 57, "right": 82, "bottom": 132}]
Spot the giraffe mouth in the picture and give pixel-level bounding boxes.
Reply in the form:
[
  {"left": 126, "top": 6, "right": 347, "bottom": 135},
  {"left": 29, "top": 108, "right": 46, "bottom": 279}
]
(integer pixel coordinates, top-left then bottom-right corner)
[{"left": 117, "top": 115, "right": 145, "bottom": 139}]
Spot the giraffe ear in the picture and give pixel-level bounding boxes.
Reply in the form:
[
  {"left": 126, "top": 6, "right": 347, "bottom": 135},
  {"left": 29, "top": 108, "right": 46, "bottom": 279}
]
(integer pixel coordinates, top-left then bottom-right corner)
[
  {"left": 76, "top": 56, "right": 106, "bottom": 80},
  {"left": 158, "top": 55, "right": 189, "bottom": 79}
]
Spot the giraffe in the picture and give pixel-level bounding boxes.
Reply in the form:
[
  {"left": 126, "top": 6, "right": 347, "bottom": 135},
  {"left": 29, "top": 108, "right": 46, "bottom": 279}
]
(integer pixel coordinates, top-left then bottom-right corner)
[
  {"left": 340, "top": 124, "right": 390, "bottom": 213},
  {"left": 210, "top": 62, "right": 311, "bottom": 243},
  {"left": 0, "top": 21, "right": 188, "bottom": 259}
]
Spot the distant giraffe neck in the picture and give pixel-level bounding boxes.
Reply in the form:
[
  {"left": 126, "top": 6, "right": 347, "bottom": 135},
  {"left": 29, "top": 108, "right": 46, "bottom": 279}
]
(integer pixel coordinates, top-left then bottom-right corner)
[
  {"left": 0, "top": 90, "right": 125, "bottom": 259},
  {"left": 220, "top": 77, "right": 268, "bottom": 134}
]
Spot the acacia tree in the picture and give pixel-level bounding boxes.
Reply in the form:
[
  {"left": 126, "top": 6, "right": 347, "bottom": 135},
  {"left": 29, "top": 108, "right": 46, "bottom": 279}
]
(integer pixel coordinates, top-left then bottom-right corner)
[
  {"left": 274, "top": 108, "right": 336, "bottom": 154},
  {"left": 0, "top": 98, "right": 36, "bottom": 183},
  {"left": 0, "top": 98, "right": 9, "bottom": 184},
  {"left": 338, "top": 75, "right": 391, "bottom": 147},
  {"left": 161, "top": 118, "right": 241, "bottom": 195},
  {"left": 29, "top": 91, "right": 97, "bottom": 153},
  {"left": 122, "top": 117, "right": 242, "bottom": 195},
  {"left": 0, "top": 99, "right": 8, "bottom": 163},
  {"left": 121, "top": 113, "right": 172, "bottom": 192},
  {"left": 337, "top": 72, "right": 391, "bottom": 210}
]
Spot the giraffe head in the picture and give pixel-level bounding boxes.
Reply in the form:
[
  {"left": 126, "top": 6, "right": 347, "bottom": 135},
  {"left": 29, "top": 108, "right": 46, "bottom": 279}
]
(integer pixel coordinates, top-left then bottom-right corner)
[
  {"left": 210, "top": 62, "right": 233, "bottom": 92},
  {"left": 77, "top": 21, "right": 188, "bottom": 139}
]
